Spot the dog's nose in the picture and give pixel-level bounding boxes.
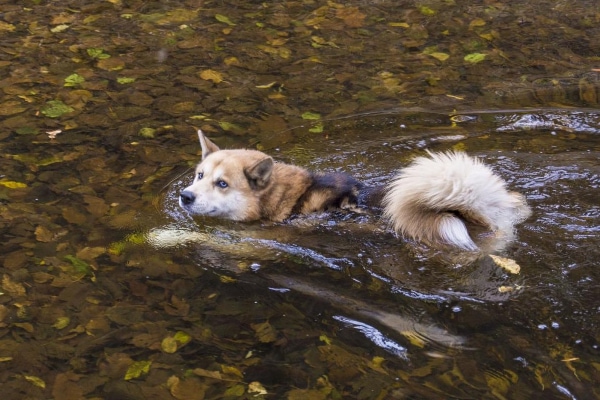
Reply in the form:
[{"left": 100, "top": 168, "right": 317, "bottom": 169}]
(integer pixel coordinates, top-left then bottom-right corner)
[{"left": 179, "top": 190, "right": 195, "bottom": 205}]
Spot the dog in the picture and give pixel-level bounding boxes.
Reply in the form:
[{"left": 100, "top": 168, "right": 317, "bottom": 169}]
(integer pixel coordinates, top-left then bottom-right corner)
[{"left": 179, "top": 130, "right": 531, "bottom": 251}]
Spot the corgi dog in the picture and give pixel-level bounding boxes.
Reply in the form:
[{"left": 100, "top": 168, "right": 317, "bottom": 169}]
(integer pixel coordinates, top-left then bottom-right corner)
[{"left": 180, "top": 130, "right": 531, "bottom": 251}]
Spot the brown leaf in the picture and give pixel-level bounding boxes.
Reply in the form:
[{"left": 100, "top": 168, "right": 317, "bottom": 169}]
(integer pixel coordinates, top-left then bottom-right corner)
[
  {"left": 250, "top": 321, "right": 277, "bottom": 343},
  {"left": 335, "top": 7, "right": 366, "bottom": 28},
  {"left": 167, "top": 376, "right": 206, "bottom": 400},
  {"left": 35, "top": 225, "right": 54, "bottom": 242},
  {"left": 199, "top": 69, "right": 224, "bottom": 84},
  {"left": 2, "top": 274, "right": 26, "bottom": 297},
  {"left": 164, "top": 295, "right": 190, "bottom": 317}
]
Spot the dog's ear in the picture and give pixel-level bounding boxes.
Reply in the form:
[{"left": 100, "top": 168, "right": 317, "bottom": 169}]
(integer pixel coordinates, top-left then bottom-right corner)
[
  {"left": 244, "top": 157, "right": 274, "bottom": 190},
  {"left": 198, "top": 129, "right": 220, "bottom": 159}
]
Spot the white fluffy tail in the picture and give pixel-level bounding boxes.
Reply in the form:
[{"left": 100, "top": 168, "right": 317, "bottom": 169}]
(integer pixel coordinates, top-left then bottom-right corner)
[{"left": 382, "top": 151, "right": 531, "bottom": 251}]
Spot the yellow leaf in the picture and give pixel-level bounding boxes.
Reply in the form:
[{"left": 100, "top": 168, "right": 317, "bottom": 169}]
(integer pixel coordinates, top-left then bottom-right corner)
[
  {"left": 248, "top": 381, "right": 267, "bottom": 395},
  {"left": 388, "top": 22, "right": 409, "bottom": 28},
  {"left": 428, "top": 52, "right": 450, "bottom": 61},
  {"left": 161, "top": 336, "right": 178, "bottom": 353},
  {"left": 498, "top": 286, "right": 514, "bottom": 293},
  {"left": 0, "top": 21, "right": 16, "bottom": 32},
  {"left": 24, "top": 375, "right": 46, "bottom": 388},
  {"left": 199, "top": 69, "right": 224, "bottom": 83},
  {"left": 53, "top": 316, "right": 71, "bottom": 329},
  {"left": 174, "top": 330, "right": 192, "bottom": 345},
  {"left": 0, "top": 180, "right": 27, "bottom": 189},
  {"left": 401, "top": 331, "right": 426, "bottom": 348},
  {"left": 319, "top": 334, "right": 331, "bottom": 345},
  {"left": 371, "top": 356, "right": 385, "bottom": 368},
  {"left": 224, "top": 56, "right": 240, "bottom": 66},
  {"left": 469, "top": 18, "right": 486, "bottom": 29},
  {"left": 489, "top": 255, "right": 521, "bottom": 274},
  {"left": 278, "top": 47, "right": 291, "bottom": 59},
  {"left": 221, "top": 365, "right": 244, "bottom": 379},
  {"left": 124, "top": 360, "right": 152, "bottom": 380},
  {"left": 255, "top": 81, "right": 277, "bottom": 89}
]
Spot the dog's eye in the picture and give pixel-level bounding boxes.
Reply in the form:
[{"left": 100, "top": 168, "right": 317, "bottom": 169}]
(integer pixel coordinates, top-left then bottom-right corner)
[
  {"left": 197, "top": 172, "right": 203, "bottom": 180},
  {"left": 216, "top": 179, "right": 228, "bottom": 189}
]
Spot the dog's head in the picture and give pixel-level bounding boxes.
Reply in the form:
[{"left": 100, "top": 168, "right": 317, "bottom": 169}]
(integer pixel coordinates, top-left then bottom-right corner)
[{"left": 179, "top": 130, "right": 274, "bottom": 221}]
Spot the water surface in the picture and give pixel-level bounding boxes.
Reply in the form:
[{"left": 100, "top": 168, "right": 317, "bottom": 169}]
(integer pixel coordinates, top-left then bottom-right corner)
[{"left": 1, "top": 0, "right": 599, "bottom": 399}]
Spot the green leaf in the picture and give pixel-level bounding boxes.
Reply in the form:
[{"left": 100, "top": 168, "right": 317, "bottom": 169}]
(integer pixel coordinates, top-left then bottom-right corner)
[
  {"left": 464, "top": 52, "right": 486, "bottom": 63},
  {"left": 64, "top": 255, "right": 92, "bottom": 276},
  {"left": 41, "top": 100, "right": 74, "bottom": 118},
  {"left": 87, "top": 48, "right": 111, "bottom": 59},
  {"left": 64, "top": 73, "right": 85, "bottom": 87},
  {"left": 15, "top": 126, "right": 39, "bottom": 135},
  {"left": 309, "top": 122, "right": 324, "bottom": 133},
  {"left": 218, "top": 121, "right": 242, "bottom": 132},
  {"left": 124, "top": 360, "right": 152, "bottom": 380},
  {"left": 215, "top": 14, "right": 236, "bottom": 26},
  {"left": 301, "top": 111, "right": 321, "bottom": 120},
  {"left": 174, "top": 331, "right": 192, "bottom": 345},
  {"left": 138, "top": 127, "right": 156, "bottom": 138},
  {"left": 117, "top": 77, "right": 136, "bottom": 84},
  {"left": 419, "top": 6, "right": 436, "bottom": 16}
]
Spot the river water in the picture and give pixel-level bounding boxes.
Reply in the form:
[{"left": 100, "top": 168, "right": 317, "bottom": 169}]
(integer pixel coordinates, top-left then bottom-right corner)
[{"left": 0, "top": 0, "right": 599, "bottom": 399}]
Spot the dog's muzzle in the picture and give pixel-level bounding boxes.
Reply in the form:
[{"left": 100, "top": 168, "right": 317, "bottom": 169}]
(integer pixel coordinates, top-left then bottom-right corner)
[{"left": 179, "top": 190, "right": 196, "bottom": 206}]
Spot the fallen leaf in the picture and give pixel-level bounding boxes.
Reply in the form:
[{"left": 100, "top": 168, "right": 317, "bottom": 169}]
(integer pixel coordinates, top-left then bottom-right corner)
[
  {"left": 489, "top": 255, "right": 521, "bottom": 274},
  {"left": 301, "top": 111, "right": 321, "bottom": 120},
  {"left": 24, "top": 375, "right": 46, "bottom": 388},
  {"left": 124, "top": 360, "right": 151, "bottom": 380},
  {"left": 248, "top": 381, "right": 267, "bottom": 396},
  {"left": 53, "top": 317, "right": 71, "bottom": 329},
  {"left": 41, "top": 100, "right": 74, "bottom": 118},
  {"left": 0, "top": 180, "right": 27, "bottom": 189},
  {"left": 464, "top": 52, "right": 486, "bottom": 64},
  {"left": 251, "top": 321, "right": 278, "bottom": 343},
  {"left": 2, "top": 274, "right": 27, "bottom": 297},
  {"left": 199, "top": 69, "right": 224, "bottom": 83},
  {"left": 215, "top": 14, "right": 236, "bottom": 26}
]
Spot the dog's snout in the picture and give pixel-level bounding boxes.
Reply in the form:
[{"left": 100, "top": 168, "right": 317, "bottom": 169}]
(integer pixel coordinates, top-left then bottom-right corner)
[{"left": 180, "top": 190, "right": 195, "bottom": 205}]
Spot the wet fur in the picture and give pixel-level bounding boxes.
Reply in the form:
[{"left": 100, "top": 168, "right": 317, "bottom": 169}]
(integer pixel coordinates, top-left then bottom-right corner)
[{"left": 180, "top": 130, "right": 530, "bottom": 251}]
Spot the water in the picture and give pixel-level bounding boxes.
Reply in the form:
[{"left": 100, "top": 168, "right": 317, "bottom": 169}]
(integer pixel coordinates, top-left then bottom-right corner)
[{"left": 1, "top": 0, "right": 599, "bottom": 398}]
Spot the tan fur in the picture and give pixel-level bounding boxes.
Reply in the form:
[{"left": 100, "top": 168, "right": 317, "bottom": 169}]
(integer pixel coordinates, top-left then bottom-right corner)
[{"left": 180, "top": 131, "right": 531, "bottom": 251}]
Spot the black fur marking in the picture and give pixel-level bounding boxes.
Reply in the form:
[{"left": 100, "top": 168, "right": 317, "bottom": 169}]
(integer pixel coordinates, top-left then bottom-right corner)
[{"left": 291, "top": 172, "right": 361, "bottom": 214}]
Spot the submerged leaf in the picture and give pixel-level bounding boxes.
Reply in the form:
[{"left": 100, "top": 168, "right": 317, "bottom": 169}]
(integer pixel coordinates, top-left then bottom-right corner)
[
  {"left": 0, "top": 21, "right": 16, "bottom": 32},
  {"left": 215, "top": 14, "right": 236, "bottom": 26},
  {"left": 124, "top": 360, "right": 152, "bottom": 380},
  {"left": 117, "top": 77, "right": 136, "bottom": 84},
  {"left": 248, "top": 381, "right": 267, "bottom": 395},
  {"left": 0, "top": 180, "right": 27, "bottom": 189},
  {"left": 41, "top": 100, "right": 74, "bottom": 118},
  {"left": 161, "top": 337, "right": 178, "bottom": 353},
  {"left": 199, "top": 69, "right": 224, "bottom": 83},
  {"left": 24, "top": 375, "right": 46, "bottom": 388},
  {"left": 86, "top": 48, "right": 111, "bottom": 59},
  {"left": 309, "top": 122, "right": 324, "bottom": 133},
  {"left": 464, "top": 52, "right": 486, "bottom": 63},
  {"left": 53, "top": 316, "right": 71, "bottom": 329},
  {"left": 64, "top": 255, "right": 92, "bottom": 276},
  {"left": 301, "top": 111, "right": 321, "bottom": 120},
  {"left": 489, "top": 255, "right": 521, "bottom": 274},
  {"left": 64, "top": 73, "right": 85, "bottom": 87}
]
